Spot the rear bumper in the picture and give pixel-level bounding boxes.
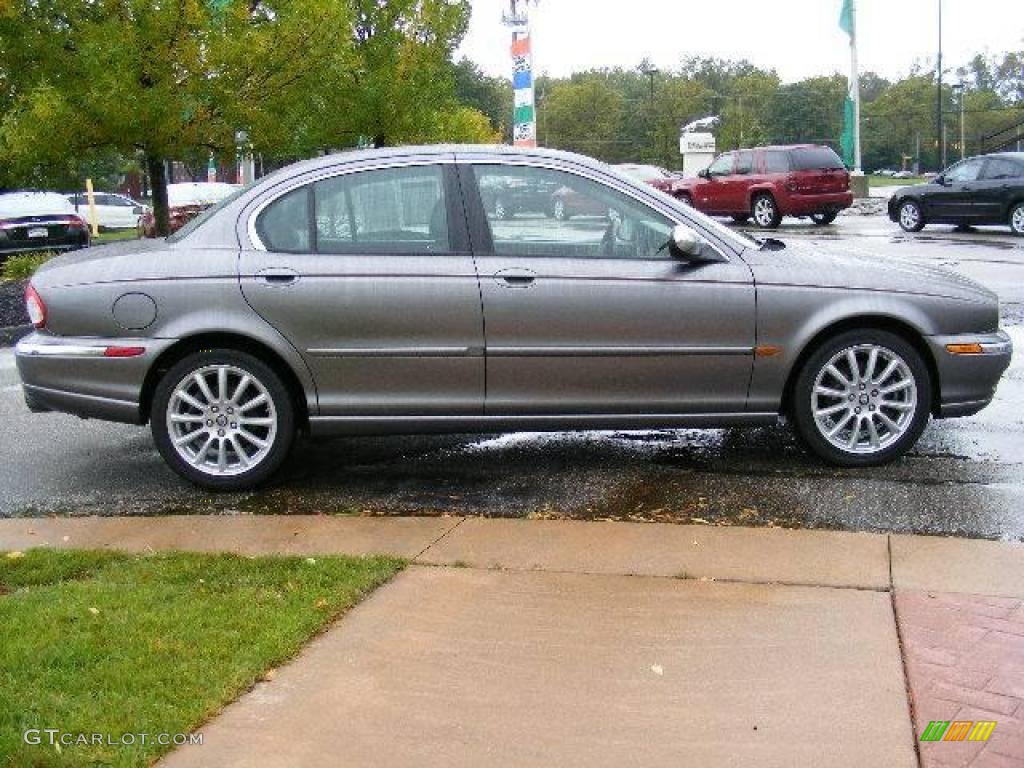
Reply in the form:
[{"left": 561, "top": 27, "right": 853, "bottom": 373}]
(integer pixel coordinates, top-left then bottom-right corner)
[
  {"left": 15, "top": 332, "right": 175, "bottom": 424},
  {"left": 0, "top": 238, "right": 89, "bottom": 256},
  {"left": 927, "top": 329, "right": 1013, "bottom": 418},
  {"left": 783, "top": 191, "right": 854, "bottom": 216}
]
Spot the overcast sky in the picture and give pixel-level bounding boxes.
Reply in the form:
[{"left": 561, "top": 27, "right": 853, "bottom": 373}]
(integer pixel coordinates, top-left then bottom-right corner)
[{"left": 458, "top": 0, "right": 1023, "bottom": 83}]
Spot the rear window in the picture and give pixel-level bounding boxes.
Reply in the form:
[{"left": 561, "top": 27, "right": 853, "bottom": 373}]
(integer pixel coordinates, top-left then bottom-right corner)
[{"left": 789, "top": 147, "right": 845, "bottom": 171}]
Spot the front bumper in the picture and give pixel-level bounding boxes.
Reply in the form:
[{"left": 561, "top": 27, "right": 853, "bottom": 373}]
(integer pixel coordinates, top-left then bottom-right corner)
[
  {"left": 926, "top": 329, "right": 1013, "bottom": 418},
  {"left": 15, "top": 333, "right": 174, "bottom": 424}
]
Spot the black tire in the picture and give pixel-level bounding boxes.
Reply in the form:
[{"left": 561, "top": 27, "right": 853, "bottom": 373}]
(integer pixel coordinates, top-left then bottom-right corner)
[
  {"left": 791, "top": 329, "right": 931, "bottom": 467},
  {"left": 751, "top": 193, "right": 782, "bottom": 229},
  {"left": 676, "top": 193, "right": 693, "bottom": 207},
  {"left": 1010, "top": 201, "right": 1024, "bottom": 236},
  {"left": 897, "top": 199, "right": 925, "bottom": 232},
  {"left": 810, "top": 211, "right": 838, "bottom": 226},
  {"left": 731, "top": 214, "right": 750, "bottom": 223},
  {"left": 151, "top": 349, "right": 296, "bottom": 490}
]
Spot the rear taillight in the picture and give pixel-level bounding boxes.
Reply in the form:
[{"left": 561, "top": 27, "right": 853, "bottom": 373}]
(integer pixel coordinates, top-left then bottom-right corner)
[
  {"left": 68, "top": 216, "right": 88, "bottom": 232},
  {"left": 25, "top": 283, "right": 46, "bottom": 328}
]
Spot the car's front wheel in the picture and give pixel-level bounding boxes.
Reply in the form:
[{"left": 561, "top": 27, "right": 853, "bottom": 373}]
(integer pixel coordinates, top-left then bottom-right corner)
[
  {"left": 897, "top": 199, "right": 925, "bottom": 232},
  {"left": 792, "top": 330, "right": 931, "bottom": 466},
  {"left": 1010, "top": 201, "right": 1024, "bottom": 236},
  {"left": 751, "top": 194, "right": 782, "bottom": 229},
  {"left": 151, "top": 350, "right": 295, "bottom": 490}
]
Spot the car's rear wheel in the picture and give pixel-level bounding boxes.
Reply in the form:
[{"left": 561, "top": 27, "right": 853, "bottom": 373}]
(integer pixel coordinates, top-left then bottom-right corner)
[
  {"left": 792, "top": 330, "right": 931, "bottom": 467},
  {"left": 151, "top": 350, "right": 295, "bottom": 490},
  {"left": 1010, "top": 202, "right": 1024, "bottom": 236},
  {"left": 897, "top": 199, "right": 925, "bottom": 232},
  {"left": 810, "top": 211, "right": 837, "bottom": 226},
  {"left": 751, "top": 194, "right": 782, "bottom": 229}
]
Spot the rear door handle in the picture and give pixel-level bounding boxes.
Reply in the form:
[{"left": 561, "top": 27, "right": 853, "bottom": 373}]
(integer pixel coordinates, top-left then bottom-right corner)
[
  {"left": 256, "top": 268, "right": 300, "bottom": 286},
  {"left": 494, "top": 268, "right": 537, "bottom": 288}
]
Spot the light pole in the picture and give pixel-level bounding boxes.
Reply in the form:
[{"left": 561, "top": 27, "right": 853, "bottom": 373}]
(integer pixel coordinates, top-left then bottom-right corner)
[
  {"left": 952, "top": 81, "right": 966, "bottom": 160},
  {"left": 936, "top": 0, "right": 944, "bottom": 170},
  {"left": 640, "top": 63, "right": 658, "bottom": 161}
]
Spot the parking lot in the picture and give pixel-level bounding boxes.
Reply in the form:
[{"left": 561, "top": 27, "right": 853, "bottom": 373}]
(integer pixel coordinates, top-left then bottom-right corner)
[{"left": 1, "top": 216, "right": 1022, "bottom": 539}]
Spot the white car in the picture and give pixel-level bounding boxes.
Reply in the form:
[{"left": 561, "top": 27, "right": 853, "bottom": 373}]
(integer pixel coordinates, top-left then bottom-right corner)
[{"left": 67, "top": 192, "right": 149, "bottom": 230}]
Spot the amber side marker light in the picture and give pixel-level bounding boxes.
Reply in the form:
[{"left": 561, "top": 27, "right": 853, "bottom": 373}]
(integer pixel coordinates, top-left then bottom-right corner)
[
  {"left": 755, "top": 345, "right": 783, "bottom": 358},
  {"left": 946, "top": 343, "right": 984, "bottom": 355}
]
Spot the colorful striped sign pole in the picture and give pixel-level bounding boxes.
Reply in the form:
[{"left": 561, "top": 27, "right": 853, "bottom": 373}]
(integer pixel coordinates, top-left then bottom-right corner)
[{"left": 504, "top": 1, "right": 537, "bottom": 148}]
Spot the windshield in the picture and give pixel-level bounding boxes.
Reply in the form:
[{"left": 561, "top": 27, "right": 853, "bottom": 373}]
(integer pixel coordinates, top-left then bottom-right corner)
[{"left": 0, "top": 192, "right": 75, "bottom": 217}]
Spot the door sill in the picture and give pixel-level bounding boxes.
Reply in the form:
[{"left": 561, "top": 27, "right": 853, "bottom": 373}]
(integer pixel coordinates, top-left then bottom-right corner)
[{"left": 307, "top": 412, "right": 780, "bottom": 437}]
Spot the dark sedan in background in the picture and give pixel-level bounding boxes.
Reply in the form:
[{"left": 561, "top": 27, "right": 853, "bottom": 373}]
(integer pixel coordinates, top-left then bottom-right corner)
[
  {"left": 889, "top": 152, "right": 1024, "bottom": 235},
  {"left": 0, "top": 191, "right": 90, "bottom": 256}
]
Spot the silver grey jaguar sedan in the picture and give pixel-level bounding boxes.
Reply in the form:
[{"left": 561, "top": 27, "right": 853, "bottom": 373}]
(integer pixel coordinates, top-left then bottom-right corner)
[{"left": 15, "top": 146, "right": 1013, "bottom": 489}]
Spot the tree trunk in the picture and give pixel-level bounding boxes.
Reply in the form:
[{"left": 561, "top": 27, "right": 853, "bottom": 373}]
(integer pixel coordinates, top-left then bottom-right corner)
[{"left": 145, "top": 152, "right": 171, "bottom": 237}]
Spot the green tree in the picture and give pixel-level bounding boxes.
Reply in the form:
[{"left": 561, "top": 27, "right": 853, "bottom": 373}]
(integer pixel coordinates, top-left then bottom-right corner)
[
  {"left": 453, "top": 57, "right": 512, "bottom": 140},
  {"left": 543, "top": 75, "right": 625, "bottom": 162}
]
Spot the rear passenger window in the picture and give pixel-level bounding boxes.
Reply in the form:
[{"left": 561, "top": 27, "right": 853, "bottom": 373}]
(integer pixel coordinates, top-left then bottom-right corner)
[
  {"left": 982, "top": 158, "right": 1023, "bottom": 180},
  {"left": 764, "top": 152, "right": 790, "bottom": 173},
  {"left": 735, "top": 151, "right": 753, "bottom": 175},
  {"left": 314, "top": 166, "right": 449, "bottom": 254},
  {"left": 255, "top": 186, "right": 311, "bottom": 253}
]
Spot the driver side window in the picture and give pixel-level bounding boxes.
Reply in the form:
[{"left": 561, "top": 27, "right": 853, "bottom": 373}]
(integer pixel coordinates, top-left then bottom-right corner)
[
  {"left": 472, "top": 164, "right": 674, "bottom": 260},
  {"left": 944, "top": 159, "right": 984, "bottom": 183},
  {"left": 706, "top": 153, "right": 734, "bottom": 177}
]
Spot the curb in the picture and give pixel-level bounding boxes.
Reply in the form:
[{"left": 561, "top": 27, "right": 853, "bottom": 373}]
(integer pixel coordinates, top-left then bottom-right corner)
[{"left": 0, "top": 324, "right": 31, "bottom": 347}]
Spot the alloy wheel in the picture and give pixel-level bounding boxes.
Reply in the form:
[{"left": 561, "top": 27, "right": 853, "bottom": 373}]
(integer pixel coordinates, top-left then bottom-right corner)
[
  {"left": 165, "top": 364, "right": 278, "bottom": 477},
  {"left": 811, "top": 344, "right": 918, "bottom": 455},
  {"left": 899, "top": 202, "right": 921, "bottom": 231},
  {"left": 754, "top": 197, "right": 777, "bottom": 227},
  {"left": 1011, "top": 204, "right": 1024, "bottom": 235}
]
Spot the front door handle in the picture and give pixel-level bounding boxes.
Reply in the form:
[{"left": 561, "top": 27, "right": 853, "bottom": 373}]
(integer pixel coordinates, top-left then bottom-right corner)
[
  {"left": 256, "top": 268, "right": 300, "bottom": 286},
  {"left": 494, "top": 268, "right": 537, "bottom": 288}
]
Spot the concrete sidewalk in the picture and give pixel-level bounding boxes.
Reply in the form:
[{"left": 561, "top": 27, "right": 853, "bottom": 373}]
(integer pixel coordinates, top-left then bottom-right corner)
[{"left": 3, "top": 515, "right": 1023, "bottom": 767}]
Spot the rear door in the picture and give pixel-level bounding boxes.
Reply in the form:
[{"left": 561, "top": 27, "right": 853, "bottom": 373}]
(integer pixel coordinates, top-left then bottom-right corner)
[
  {"left": 976, "top": 156, "right": 1024, "bottom": 222},
  {"left": 238, "top": 159, "right": 485, "bottom": 417},
  {"left": 461, "top": 160, "right": 755, "bottom": 416},
  {"left": 928, "top": 158, "right": 986, "bottom": 220}
]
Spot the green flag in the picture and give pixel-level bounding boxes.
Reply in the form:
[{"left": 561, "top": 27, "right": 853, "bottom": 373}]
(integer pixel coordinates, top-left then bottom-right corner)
[
  {"left": 840, "top": 96, "right": 856, "bottom": 168},
  {"left": 839, "top": 0, "right": 854, "bottom": 38}
]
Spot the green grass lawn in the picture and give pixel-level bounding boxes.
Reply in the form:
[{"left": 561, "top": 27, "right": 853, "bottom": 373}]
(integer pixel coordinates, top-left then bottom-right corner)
[
  {"left": 869, "top": 175, "right": 928, "bottom": 187},
  {"left": 0, "top": 548, "right": 403, "bottom": 767},
  {"left": 93, "top": 229, "right": 140, "bottom": 245}
]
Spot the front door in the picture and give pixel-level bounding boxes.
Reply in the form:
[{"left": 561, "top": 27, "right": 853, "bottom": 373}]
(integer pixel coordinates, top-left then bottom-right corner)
[
  {"left": 462, "top": 162, "right": 756, "bottom": 416},
  {"left": 928, "top": 158, "right": 985, "bottom": 220},
  {"left": 693, "top": 152, "right": 736, "bottom": 215},
  {"left": 238, "top": 161, "right": 485, "bottom": 416}
]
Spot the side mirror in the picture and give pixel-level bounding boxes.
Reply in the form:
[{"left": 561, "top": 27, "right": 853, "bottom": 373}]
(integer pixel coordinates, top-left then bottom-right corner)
[
  {"left": 698, "top": 168, "right": 710, "bottom": 180},
  {"left": 669, "top": 224, "right": 704, "bottom": 260},
  {"left": 935, "top": 176, "right": 948, "bottom": 187}
]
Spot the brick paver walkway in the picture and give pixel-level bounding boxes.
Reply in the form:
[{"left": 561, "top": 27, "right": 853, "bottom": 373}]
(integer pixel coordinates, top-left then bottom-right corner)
[{"left": 897, "top": 591, "right": 1024, "bottom": 767}]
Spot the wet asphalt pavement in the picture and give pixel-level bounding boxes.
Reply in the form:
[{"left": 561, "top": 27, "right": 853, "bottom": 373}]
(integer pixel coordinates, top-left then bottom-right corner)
[{"left": 1, "top": 216, "right": 1022, "bottom": 539}]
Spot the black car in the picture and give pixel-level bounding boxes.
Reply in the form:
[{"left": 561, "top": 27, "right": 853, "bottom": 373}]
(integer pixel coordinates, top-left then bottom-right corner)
[
  {"left": 888, "top": 152, "right": 1024, "bottom": 235},
  {"left": 0, "top": 191, "right": 91, "bottom": 256}
]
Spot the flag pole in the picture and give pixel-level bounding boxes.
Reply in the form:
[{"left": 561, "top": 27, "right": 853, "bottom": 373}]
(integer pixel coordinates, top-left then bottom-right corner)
[{"left": 850, "top": 0, "right": 861, "bottom": 172}]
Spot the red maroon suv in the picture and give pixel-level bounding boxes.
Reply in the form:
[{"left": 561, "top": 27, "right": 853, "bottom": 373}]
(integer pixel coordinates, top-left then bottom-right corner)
[{"left": 674, "top": 145, "right": 853, "bottom": 229}]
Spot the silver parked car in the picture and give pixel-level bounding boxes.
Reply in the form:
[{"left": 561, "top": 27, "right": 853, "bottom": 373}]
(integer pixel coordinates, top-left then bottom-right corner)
[{"left": 15, "top": 146, "right": 1013, "bottom": 490}]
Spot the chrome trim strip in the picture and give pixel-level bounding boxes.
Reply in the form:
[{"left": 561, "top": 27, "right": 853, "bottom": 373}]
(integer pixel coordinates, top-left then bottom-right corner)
[
  {"left": 979, "top": 340, "right": 1012, "bottom": 355},
  {"left": 489, "top": 346, "right": 752, "bottom": 357},
  {"left": 16, "top": 341, "right": 109, "bottom": 357},
  {"left": 307, "top": 346, "right": 477, "bottom": 358}
]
